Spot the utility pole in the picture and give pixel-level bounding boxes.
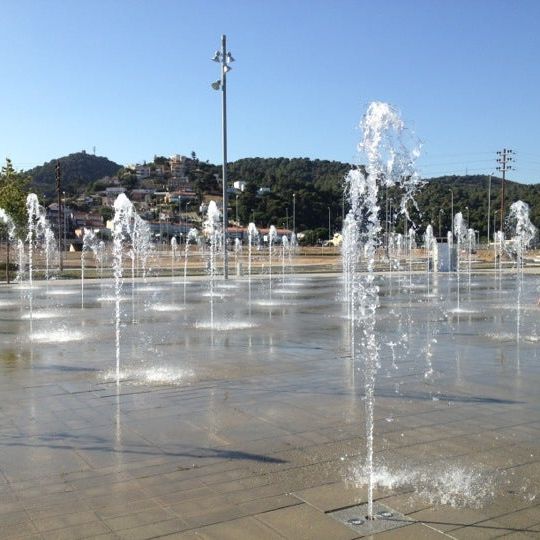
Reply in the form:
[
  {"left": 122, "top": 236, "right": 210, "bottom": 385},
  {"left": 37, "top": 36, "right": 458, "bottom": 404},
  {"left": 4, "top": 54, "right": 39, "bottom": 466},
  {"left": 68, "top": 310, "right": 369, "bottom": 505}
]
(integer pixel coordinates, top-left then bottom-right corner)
[
  {"left": 211, "top": 35, "right": 235, "bottom": 279},
  {"left": 56, "top": 161, "right": 63, "bottom": 271},
  {"left": 496, "top": 149, "right": 513, "bottom": 232}
]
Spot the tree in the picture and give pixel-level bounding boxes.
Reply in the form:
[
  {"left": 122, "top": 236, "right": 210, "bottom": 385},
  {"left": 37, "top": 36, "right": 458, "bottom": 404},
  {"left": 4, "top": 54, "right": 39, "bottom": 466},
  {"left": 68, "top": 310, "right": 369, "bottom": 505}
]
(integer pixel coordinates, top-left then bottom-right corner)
[
  {"left": 0, "top": 158, "right": 30, "bottom": 230},
  {"left": 99, "top": 206, "right": 114, "bottom": 224}
]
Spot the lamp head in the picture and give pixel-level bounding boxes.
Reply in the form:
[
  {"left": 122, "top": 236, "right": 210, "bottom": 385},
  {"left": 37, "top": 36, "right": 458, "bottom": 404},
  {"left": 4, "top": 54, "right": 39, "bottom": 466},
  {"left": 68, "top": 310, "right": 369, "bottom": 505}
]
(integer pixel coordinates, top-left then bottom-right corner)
[{"left": 211, "top": 80, "right": 221, "bottom": 90}]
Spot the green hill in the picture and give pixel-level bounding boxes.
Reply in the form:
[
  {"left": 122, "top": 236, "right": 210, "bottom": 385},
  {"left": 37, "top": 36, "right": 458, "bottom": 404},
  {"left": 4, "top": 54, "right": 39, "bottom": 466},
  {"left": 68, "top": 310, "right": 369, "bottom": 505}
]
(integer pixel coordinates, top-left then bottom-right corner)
[{"left": 27, "top": 151, "right": 121, "bottom": 197}]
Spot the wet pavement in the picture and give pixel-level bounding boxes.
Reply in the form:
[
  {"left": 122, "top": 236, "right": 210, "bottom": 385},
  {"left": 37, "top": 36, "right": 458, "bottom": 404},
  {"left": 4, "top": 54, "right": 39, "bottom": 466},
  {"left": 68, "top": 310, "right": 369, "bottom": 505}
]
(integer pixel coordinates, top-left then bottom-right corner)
[{"left": 0, "top": 271, "right": 539, "bottom": 539}]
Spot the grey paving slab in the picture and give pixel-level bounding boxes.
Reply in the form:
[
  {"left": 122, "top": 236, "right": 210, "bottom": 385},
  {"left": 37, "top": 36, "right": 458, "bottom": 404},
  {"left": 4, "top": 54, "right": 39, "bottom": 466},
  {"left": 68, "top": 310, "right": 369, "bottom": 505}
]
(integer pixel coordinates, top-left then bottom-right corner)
[{"left": 0, "top": 274, "right": 539, "bottom": 538}]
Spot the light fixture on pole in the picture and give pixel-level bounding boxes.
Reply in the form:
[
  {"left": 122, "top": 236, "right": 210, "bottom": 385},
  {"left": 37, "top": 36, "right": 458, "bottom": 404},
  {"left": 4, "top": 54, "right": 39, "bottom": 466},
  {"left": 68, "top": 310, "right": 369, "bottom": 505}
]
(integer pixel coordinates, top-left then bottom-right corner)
[{"left": 211, "top": 34, "right": 235, "bottom": 279}]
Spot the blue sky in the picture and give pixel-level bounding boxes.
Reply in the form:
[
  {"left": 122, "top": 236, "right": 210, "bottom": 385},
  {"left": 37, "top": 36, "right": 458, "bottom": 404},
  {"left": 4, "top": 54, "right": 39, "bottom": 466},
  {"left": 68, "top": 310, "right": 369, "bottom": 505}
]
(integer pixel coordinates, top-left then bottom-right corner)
[{"left": 1, "top": 0, "right": 539, "bottom": 183}]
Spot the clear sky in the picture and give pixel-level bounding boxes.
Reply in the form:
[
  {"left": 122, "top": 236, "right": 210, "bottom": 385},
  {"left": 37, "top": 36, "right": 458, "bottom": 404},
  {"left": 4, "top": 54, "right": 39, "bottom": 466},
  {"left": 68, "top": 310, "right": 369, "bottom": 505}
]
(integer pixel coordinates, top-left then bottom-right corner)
[{"left": 1, "top": 0, "right": 539, "bottom": 183}]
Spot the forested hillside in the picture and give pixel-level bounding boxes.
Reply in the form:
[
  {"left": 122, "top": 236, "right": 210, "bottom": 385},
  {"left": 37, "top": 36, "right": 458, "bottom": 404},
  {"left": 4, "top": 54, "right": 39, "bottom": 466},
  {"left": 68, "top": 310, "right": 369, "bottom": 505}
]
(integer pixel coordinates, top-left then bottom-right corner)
[
  {"left": 22, "top": 152, "right": 539, "bottom": 241},
  {"left": 28, "top": 152, "right": 121, "bottom": 196}
]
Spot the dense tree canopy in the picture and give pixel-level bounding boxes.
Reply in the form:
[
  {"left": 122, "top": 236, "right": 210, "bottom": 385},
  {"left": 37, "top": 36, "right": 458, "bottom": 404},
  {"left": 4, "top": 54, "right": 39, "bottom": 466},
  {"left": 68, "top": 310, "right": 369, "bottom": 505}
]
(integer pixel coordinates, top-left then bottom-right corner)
[
  {"left": 0, "top": 159, "right": 30, "bottom": 231},
  {"left": 28, "top": 152, "right": 121, "bottom": 197}
]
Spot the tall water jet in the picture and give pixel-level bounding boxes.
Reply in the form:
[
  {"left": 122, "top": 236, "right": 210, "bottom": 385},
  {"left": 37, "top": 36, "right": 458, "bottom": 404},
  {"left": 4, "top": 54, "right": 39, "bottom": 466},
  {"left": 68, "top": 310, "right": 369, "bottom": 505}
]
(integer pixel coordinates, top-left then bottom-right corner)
[
  {"left": 345, "top": 102, "right": 421, "bottom": 519},
  {"left": 447, "top": 230, "right": 453, "bottom": 272},
  {"left": 204, "top": 202, "right": 221, "bottom": 329},
  {"left": 341, "top": 211, "right": 358, "bottom": 324},
  {"left": 170, "top": 236, "right": 177, "bottom": 280},
  {"left": 247, "top": 223, "right": 259, "bottom": 307},
  {"left": 81, "top": 228, "right": 99, "bottom": 306},
  {"left": 495, "top": 230, "right": 505, "bottom": 284},
  {"left": 423, "top": 225, "right": 435, "bottom": 296},
  {"left": 280, "top": 235, "right": 289, "bottom": 284},
  {"left": 112, "top": 194, "right": 135, "bottom": 385},
  {"left": 183, "top": 228, "right": 198, "bottom": 306},
  {"left": 408, "top": 227, "right": 416, "bottom": 288},
  {"left": 26, "top": 194, "right": 42, "bottom": 327},
  {"left": 234, "top": 237, "right": 242, "bottom": 277},
  {"left": 453, "top": 212, "right": 467, "bottom": 311},
  {"left": 467, "top": 228, "right": 475, "bottom": 293},
  {"left": 508, "top": 201, "right": 537, "bottom": 342},
  {"left": 132, "top": 214, "right": 152, "bottom": 281},
  {"left": 268, "top": 225, "right": 278, "bottom": 297}
]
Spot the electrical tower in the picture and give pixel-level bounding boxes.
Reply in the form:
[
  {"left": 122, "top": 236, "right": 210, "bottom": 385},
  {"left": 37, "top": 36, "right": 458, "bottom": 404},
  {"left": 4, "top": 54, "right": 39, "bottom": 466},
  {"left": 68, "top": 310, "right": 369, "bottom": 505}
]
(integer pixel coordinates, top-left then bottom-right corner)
[
  {"left": 55, "top": 161, "right": 63, "bottom": 271},
  {"left": 496, "top": 148, "right": 513, "bottom": 231}
]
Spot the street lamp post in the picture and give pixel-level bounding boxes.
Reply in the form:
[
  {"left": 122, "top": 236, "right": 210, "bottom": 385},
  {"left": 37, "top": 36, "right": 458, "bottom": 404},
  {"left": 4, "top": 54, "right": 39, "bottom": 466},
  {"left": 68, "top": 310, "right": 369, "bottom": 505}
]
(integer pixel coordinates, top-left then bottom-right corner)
[{"left": 211, "top": 35, "right": 235, "bottom": 279}]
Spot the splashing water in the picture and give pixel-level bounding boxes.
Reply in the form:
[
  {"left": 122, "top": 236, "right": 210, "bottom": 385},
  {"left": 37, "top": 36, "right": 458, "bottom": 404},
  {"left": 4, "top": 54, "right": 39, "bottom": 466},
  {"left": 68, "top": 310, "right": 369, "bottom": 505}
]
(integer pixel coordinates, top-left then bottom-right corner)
[
  {"left": 508, "top": 201, "right": 537, "bottom": 343},
  {"left": 0, "top": 208, "right": 16, "bottom": 240},
  {"left": 204, "top": 201, "right": 222, "bottom": 329},
  {"left": 268, "top": 225, "right": 278, "bottom": 298},
  {"left": 467, "top": 228, "right": 475, "bottom": 293},
  {"left": 453, "top": 212, "right": 467, "bottom": 311},
  {"left": 247, "top": 222, "right": 259, "bottom": 310},
  {"left": 342, "top": 211, "right": 358, "bottom": 323},
  {"left": 281, "top": 235, "right": 289, "bottom": 284},
  {"left": 183, "top": 228, "right": 198, "bottom": 305},
  {"left": 132, "top": 214, "right": 152, "bottom": 281},
  {"left": 423, "top": 225, "right": 436, "bottom": 296},
  {"left": 349, "top": 461, "right": 495, "bottom": 509},
  {"left": 170, "top": 236, "right": 177, "bottom": 280},
  {"left": 345, "top": 101, "right": 422, "bottom": 519},
  {"left": 234, "top": 237, "right": 242, "bottom": 277},
  {"left": 112, "top": 194, "right": 135, "bottom": 385},
  {"left": 81, "top": 228, "right": 101, "bottom": 307}
]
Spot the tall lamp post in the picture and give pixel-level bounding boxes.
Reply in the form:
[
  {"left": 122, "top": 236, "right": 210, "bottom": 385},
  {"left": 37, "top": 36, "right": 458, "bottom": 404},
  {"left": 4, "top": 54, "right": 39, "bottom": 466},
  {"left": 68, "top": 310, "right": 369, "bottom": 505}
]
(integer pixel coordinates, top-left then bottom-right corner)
[{"left": 211, "top": 35, "right": 235, "bottom": 279}]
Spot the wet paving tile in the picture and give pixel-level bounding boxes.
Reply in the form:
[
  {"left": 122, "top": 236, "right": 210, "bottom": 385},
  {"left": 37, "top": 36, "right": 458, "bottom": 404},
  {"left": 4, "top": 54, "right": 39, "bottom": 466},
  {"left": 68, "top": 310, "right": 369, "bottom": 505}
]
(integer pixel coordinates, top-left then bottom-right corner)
[{"left": 0, "top": 274, "right": 539, "bottom": 537}]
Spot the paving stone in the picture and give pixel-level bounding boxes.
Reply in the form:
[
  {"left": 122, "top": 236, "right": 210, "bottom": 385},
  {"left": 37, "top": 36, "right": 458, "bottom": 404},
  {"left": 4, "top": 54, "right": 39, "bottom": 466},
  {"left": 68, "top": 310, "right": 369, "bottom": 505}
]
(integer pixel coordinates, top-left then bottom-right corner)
[{"left": 255, "top": 503, "right": 360, "bottom": 539}]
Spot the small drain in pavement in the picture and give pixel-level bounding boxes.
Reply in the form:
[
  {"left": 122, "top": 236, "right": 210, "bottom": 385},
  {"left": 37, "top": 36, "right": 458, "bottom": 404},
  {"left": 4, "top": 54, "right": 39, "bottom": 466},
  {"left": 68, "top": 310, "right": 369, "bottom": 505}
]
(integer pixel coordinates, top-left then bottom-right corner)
[
  {"left": 377, "top": 511, "right": 393, "bottom": 518},
  {"left": 329, "top": 502, "right": 409, "bottom": 535}
]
